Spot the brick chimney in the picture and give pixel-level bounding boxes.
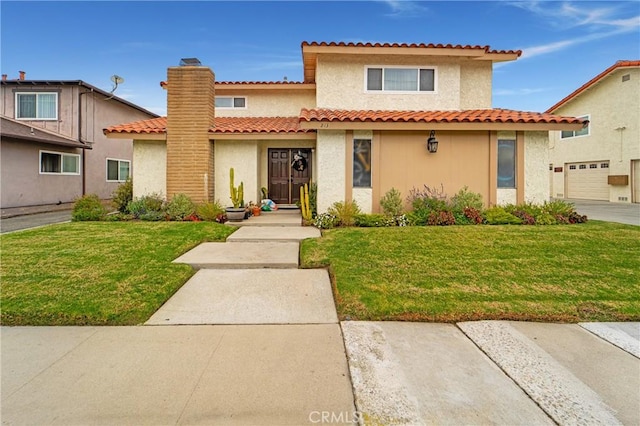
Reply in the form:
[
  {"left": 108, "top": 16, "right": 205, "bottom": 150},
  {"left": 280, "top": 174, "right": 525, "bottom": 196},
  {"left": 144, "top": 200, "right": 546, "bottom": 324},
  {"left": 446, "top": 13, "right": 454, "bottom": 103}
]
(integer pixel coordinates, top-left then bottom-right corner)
[
  {"left": 19, "top": 71, "right": 25, "bottom": 80},
  {"left": 165, "top": 60, "right": 215, "bottom": 203}
]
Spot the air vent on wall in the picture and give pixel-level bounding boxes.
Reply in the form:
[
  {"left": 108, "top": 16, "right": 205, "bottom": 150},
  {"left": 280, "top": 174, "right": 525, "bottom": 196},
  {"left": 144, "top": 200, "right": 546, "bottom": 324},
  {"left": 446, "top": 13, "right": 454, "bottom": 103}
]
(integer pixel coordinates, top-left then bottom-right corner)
[{"left": 622, "top": 74, "right": 631, "bottom": 82}]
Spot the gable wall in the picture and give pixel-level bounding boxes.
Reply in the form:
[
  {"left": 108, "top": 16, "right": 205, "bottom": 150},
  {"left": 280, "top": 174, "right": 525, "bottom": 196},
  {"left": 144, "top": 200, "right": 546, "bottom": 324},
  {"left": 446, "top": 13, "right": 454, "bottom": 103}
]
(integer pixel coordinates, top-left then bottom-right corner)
[
  {"left": 315, "top": 54, "right": 492, "bottom": 110},
  {"left": 549, "top": 68, "right": 640, "bottom": 201},
  {"left": 214, "top": 89, "right": 315, "bottom": 117}
]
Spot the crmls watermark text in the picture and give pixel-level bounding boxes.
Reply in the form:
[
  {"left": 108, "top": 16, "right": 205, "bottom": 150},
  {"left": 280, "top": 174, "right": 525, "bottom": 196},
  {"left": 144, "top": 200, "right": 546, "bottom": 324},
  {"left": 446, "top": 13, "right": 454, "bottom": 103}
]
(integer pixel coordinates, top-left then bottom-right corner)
[{"left": 308, "top": 411, "right": 362, "bottom": 424}]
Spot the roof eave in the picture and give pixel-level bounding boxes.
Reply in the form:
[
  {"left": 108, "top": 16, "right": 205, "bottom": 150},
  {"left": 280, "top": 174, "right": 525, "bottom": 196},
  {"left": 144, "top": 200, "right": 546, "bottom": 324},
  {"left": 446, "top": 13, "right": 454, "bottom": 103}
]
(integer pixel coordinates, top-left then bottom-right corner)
[{"left": 299, "top": 121, "right": 584, "bottom": 131}]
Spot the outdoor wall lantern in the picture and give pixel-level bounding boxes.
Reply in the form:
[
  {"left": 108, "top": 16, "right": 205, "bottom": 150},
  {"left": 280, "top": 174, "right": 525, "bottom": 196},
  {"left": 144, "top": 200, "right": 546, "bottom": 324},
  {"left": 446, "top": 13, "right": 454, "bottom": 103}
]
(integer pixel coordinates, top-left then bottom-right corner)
[{"left": 427, "top": 130, "right": 438, "bottom": 153}]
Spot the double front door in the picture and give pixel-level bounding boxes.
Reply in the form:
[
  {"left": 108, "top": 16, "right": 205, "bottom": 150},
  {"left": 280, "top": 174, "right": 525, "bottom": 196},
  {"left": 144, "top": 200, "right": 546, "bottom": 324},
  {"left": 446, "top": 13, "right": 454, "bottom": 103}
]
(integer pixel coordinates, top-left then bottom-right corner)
[{"left": 268, "top": 148, "right": 312, "bottom": 205}]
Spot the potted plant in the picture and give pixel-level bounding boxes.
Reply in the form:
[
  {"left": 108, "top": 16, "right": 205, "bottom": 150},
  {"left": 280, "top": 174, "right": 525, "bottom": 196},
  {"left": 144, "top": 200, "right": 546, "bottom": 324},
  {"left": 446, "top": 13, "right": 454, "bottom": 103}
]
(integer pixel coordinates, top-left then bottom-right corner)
[
  {"left": 225, "top": 168, "right": 245, "bottom": 222},
  {"left": 250, "top": 201, "right": 261, "bottom": 217}
]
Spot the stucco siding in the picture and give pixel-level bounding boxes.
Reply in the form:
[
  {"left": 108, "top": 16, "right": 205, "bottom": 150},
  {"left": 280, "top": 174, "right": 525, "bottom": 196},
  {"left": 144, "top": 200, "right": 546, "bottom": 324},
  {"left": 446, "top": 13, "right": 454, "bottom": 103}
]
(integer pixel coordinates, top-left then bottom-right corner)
[
  {"left": 133, "top": 140, "right": 166, "bottom": 199},
  {"left": 315, "top": 55, "right": 492, "bottom": 110},
  {"left": 524, "top": 131, "right": 550, "bottom": 204},
  {"left": 1, "top": 139, "right": 82, "bottom": 207},
  {"left": 549, "top": 68, "right": 640, "bottom": 202},
  {"left": 460, "top": 61, "right": 492, "bottom": 109},
  {"left": 316, "top": 130, "right": 346, "bottom": 213},
  {"left": 352, "top": 188, "right": 373, "bottom": 214},
  {"left": 497, "top": 189, "right": 517, "bottom": 205},
  {"left": 215, "top": 90, "right": 315, "bottom": 117},
  {"left": 215, "top": 140, "right": 260, "bottom": 206}
]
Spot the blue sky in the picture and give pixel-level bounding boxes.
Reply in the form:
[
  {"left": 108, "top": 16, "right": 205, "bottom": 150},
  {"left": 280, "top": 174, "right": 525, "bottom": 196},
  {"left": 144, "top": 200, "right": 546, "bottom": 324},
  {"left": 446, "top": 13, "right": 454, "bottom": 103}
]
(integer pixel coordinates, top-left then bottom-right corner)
[{"left": 2, "top": 1, "right": 639, "bottom": 115}]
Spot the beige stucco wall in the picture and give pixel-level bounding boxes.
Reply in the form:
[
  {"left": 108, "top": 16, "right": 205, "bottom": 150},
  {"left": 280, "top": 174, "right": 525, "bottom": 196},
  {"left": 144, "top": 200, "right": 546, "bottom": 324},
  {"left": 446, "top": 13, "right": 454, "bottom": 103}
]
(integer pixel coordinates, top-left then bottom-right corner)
[
  {"left": 524, "top": 131, "right": 550, "bottom": 204},
  {"left": 549, "top": 67, "right": 640, "bottom": 202},
  {"left": 316, "top": 130, "right": 346, "bottom": 213},
  {"left": 215, "top": 89, "right": 315, "bottom": 117},
  {"left": 215, "top": 140, "right": 260, "bottom": 206},
  {"left": 132, "top": 140, "right": 166, "bottom": 199},
  {"left": 315, "top": 55, "right": 492, "bottom": 110}
]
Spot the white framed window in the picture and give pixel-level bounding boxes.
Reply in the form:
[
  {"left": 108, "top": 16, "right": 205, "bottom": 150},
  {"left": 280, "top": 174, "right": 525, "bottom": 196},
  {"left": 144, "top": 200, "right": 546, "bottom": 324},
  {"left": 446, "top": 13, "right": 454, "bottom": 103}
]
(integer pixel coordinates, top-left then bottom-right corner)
[
  {"left": 106, "top": 158, "right": 130, "bottom": 182},
  {"left": 215, "top": 96, "right": 246, "bottom": 109},
  {"left": 365, "top": 65, "right": 436, "bottom": 93},
  {"left": 16, "top": 92, "right": 58, "bottom": 120},
  {"left": 39, "top": 150, "right": 80, "bottom": 175},
  {"left": 560, "top": 115, "right": 589, "bottom": 139}
]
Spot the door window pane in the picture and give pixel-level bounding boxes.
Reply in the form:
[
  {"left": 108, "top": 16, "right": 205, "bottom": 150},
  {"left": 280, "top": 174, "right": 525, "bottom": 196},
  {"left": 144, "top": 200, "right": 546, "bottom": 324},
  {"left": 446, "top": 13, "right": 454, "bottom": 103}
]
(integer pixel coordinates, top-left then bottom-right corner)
[
  {"left": 497, "top": 140, "right": 516, "bottom": 188},
  {"left": 353, "top": 139, "right": 372, "bottom": 188}
]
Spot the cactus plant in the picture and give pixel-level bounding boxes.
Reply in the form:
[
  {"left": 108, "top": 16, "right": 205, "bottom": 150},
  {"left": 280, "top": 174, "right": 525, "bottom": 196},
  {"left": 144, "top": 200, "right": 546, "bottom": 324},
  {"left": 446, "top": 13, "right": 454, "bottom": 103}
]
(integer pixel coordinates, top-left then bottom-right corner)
[
  {"left": 300, "top": 183, "right": 312, "bottom": 221},
  {"left": 229, "top": 168, "right": 244, "bottom": 208}
]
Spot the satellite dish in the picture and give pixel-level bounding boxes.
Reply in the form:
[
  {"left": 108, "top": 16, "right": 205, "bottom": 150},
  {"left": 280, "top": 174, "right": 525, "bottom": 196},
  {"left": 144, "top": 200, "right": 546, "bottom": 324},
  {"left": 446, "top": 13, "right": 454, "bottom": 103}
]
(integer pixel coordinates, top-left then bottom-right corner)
[{"left": 111, "top": 75, "right": 125, "bottom": 84}]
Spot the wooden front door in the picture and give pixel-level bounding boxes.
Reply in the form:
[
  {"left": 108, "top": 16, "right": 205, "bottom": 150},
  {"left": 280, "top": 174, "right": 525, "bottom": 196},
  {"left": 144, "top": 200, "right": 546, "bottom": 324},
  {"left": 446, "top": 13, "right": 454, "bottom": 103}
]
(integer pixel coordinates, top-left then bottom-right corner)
[{"left": 268, "top": 148, "right": 312, "bottom": 205}]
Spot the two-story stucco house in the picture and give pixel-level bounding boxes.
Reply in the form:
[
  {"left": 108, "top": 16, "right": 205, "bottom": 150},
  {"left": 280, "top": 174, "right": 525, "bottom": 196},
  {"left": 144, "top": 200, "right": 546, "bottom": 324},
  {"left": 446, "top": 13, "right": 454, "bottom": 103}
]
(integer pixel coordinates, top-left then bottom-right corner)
[
  {"left": 104, "top": 42, "right": 585, "bottom": 213},
  {"left": 1, "top": 72, "right": 158, "bottom": 209},
  {"left": 547, "top": 60, "right": 640, "bottom": 203}
]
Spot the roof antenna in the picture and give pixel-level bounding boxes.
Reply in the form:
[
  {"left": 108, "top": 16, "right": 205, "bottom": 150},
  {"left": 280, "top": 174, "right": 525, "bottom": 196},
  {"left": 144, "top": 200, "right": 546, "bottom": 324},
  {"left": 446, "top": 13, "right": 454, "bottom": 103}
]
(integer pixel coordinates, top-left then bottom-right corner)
[{"left": 110, "top": 75, "right": 125, "bottom": 94}]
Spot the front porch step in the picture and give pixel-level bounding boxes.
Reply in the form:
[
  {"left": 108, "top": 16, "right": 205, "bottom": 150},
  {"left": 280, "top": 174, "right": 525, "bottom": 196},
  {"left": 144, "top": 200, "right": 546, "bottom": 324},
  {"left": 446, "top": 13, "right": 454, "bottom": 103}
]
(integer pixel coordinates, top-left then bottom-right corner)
[
  {"left": 227, "top": 210, "right": 304, "bottom": 227},
  {"left": 227, "top": 226, "right": 320, "bottom": 243},
  {"left": 145, "top": 269, "right": 338, "bottom": 325},
  {"left": 172, "top": 242, "right": 299, "bottom": 269}
]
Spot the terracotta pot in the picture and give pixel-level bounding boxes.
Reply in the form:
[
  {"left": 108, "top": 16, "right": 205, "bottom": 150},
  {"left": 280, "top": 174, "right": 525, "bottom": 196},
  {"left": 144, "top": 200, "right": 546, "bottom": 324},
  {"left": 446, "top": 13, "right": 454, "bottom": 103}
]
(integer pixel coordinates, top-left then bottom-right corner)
[{"left": 252, "top": 206, "right": 261, "bottom": 216}]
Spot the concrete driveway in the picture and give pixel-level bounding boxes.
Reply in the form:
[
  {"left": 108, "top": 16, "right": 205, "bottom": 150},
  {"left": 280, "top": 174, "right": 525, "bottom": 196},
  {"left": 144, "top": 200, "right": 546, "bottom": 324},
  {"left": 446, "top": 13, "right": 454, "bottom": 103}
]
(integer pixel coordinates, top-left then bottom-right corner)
[{"left": 564, "top": 199, "right": 640, "bottom": 226}]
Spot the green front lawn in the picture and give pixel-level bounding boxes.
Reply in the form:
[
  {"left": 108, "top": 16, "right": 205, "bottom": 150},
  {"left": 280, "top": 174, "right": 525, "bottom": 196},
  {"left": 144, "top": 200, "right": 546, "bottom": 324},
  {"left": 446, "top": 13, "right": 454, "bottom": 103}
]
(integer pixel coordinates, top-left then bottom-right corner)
[
  {"left": 1, "top": 222, "right": 235, "bottom": 325},
  {"left": 301, "top": 222, "right": 640, "bottom": 322}
]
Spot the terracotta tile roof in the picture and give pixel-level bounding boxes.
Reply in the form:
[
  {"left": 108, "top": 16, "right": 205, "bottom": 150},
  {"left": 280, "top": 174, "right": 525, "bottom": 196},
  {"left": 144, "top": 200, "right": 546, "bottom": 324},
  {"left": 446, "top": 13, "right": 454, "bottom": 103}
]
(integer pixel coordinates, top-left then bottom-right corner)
[
  {"left": 212, "top": 116, "right": 311, "bottom": 133},
  {"left": 546, "top": 60, "right": 640, "bottom": 113},
  {"left": 104, "top": 116, "right": 311, "bottom": 135},
  {"left": 105, "top": 117, "right": 168, "bottom": 135},
  {"left": 301, "top": 41, "right": 522, "bottom": 56},
  {"left": 299, "top": 108, "right": 585, "bottom": 125},
  {"left": 215, "top": 81, "right": 308, "bottom": 85}
]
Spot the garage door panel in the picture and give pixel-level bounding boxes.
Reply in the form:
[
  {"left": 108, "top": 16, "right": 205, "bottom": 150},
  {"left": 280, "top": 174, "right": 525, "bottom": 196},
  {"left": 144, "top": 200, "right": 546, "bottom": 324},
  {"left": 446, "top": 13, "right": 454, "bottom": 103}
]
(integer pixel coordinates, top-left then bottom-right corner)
[{"left": 567, "top": 162, "right": 609, "bottom": 200}]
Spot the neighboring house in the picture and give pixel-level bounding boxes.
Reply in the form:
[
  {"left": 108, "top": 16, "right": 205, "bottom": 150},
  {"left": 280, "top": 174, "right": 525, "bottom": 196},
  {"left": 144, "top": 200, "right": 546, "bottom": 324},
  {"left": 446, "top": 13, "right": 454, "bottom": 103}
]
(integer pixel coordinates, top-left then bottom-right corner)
[
  {"left": 104, "top": 42, "right": 585, "bottom": 213},
  {"left": 1, "top": 73, "right": 158, "bottom": 208},
  {"left": 547, "top": 60, "right": 640, "bottom": 203}
]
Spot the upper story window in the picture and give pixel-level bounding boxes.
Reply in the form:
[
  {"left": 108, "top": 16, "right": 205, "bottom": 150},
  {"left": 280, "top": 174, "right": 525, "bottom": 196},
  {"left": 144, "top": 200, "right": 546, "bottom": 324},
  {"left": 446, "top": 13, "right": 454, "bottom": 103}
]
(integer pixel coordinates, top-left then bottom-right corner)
[
  {"left": 16, "top": 92, "right": 58, "bottom": 120},
  {"left": 561, "top": 115, "right": 589, "bottom": 139},
  {"left": 215, "top": 96, "right": 246, "bottom": 109},
  {"left": 40, "top": 150, "right": 80, "bottom": 175},
  {"left": 366, "top": 66, "right": 436, "bottom": 92}
]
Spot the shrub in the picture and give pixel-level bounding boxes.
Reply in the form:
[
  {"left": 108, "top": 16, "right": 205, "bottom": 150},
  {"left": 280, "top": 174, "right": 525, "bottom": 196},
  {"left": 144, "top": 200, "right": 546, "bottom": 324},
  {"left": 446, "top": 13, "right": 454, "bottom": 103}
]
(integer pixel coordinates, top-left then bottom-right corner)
[
  {"left": 111, "top": 178, "right": 133, "bottom": 213},
  {"left": 483, "top": 207, "right": 522, "bottom": 225},
  {"left": 512, "top": 210, "right": 536, "bottom": 225},
  {"left": 463, "top": 207, "right": 484, "bottom": 224},
  {"left": 327, "top": 200, "right": 361, "bottom": 227},
  {"left": 450, "top": 186, "right": 484, "bottom": 215},
  {"left": 355, "top": 213, "right": 395, "bottom": 227},
  {"left": 165, "top": 193, "right": 196, "bottom": 221},
  {"left": 380, "top": 188, "right": 404, "bottom": 218},
  {"left": 535, "top": 212, "right": 557, "bottom": 225},
  {"left": 72, "top": 194, "right": 106, "bottom": 221},
  {"left": 313, "top": 212, "right": 337, "bottom": 229},
  {"left": 196, "top": 201, "right": 225, "bottom": 221},
  {"left": 139, "top": 211, "right": 166, "bottom": 221},
  {"left": 426, "top": 210, "right": 456, "bottom": 226},
  {"left": 126, "top": 193, "right": 165, "bottom": 218},
  {"left": 407, "top": 184, "right": 449, "bottom": 225},
  {"left": 568, "top": 212, "right": 588, "bottom": 224},
  {"left": 103, "top": 212, "right": 134, "bottom": 222}
]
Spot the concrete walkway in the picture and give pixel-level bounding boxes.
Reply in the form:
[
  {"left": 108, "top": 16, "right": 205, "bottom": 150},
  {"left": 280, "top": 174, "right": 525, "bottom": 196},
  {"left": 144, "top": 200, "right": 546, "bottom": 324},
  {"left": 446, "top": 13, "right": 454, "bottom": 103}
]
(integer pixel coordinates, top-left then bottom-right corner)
[{"left": 2, "top": 209, "right": 639, "bottom": 424}]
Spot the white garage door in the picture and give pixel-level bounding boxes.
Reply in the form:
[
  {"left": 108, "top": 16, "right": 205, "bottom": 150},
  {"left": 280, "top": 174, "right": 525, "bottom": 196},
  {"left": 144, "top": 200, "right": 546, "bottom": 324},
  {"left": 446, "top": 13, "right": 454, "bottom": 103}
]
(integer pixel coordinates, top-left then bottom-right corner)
[
  {"left": 566, "top": 161, "right": 610, "bottom": 201},
  {"left": 633, "top": 160, "right": 640, "bottom": 203}
]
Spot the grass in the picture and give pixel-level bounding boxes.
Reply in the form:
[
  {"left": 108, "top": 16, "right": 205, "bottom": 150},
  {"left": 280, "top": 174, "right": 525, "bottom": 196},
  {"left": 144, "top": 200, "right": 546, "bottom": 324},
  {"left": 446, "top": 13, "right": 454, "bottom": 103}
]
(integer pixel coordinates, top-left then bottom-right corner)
[
  {"left": 1, "top": 221, "right": 235, "bottom": 325},
  {"left": 300, "top": 222, "right": 640, "bottom": 322}
]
